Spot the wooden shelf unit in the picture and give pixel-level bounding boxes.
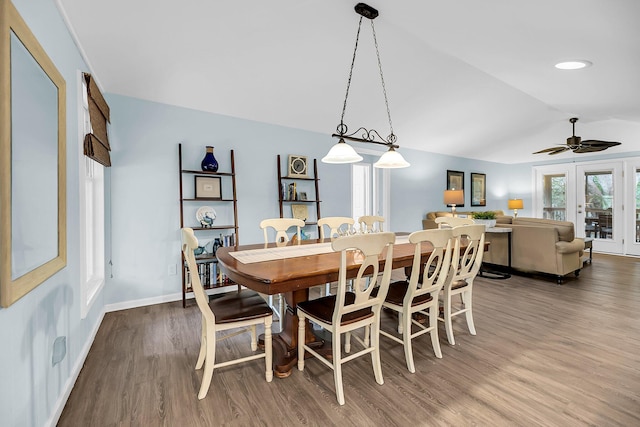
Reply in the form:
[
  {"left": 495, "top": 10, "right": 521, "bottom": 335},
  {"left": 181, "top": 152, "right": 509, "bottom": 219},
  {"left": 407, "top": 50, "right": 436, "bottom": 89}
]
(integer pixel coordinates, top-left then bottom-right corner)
[
  {"left": 276, "top": 154, "right": 321, "bottom": 236},
  {"left": 178, "top": 143, "right": 239, "bottom": 307}
]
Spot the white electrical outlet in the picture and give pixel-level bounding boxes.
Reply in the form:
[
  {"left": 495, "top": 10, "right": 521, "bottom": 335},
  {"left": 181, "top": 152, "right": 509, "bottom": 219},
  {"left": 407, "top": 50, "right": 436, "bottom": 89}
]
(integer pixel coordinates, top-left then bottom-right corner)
[{"left": 168, "top": 264, "right": 177, "bottom": 275}]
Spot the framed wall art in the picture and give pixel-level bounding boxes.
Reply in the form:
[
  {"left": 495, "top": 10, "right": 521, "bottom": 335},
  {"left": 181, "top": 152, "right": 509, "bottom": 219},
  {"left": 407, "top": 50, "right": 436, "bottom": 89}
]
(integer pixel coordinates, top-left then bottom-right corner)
[
  {"left": 287, "top": 155, "right": 308, "bottom": 178},
  {"left": 195, "top": 176, "right": 222, "bottom": 199},
  {"left": 471, "top": 172, "right": 486, "bottom": 206},
  {"left": 446, "top": 170, "right": 464, "bottom": 192}
]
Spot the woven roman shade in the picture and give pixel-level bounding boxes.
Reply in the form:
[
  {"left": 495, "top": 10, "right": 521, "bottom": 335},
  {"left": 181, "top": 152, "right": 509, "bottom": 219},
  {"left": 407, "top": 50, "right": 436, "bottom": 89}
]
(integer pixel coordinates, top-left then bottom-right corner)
[{"left": 83, "top": 73, "right": 111, "bottom": 167}]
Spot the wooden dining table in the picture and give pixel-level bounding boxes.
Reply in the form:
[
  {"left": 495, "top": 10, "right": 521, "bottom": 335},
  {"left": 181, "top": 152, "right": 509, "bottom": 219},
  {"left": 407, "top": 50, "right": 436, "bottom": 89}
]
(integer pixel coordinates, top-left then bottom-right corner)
[{"left": 216, "top": 234, "right": 484, "bottom": 378}]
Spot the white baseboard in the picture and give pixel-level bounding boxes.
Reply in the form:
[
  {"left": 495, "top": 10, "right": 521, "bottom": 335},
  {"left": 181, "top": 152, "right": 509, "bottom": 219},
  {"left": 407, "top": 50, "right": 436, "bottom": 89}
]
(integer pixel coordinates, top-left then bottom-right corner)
[{"left": 105, "top": 286, "right": 236, "bottom": 313}]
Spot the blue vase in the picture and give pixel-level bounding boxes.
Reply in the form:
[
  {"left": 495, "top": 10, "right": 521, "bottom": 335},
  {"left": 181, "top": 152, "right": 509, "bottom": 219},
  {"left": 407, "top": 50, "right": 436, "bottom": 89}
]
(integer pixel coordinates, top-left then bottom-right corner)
[{"left": 201, "top": 146, "right": 219, "bottom": 172}]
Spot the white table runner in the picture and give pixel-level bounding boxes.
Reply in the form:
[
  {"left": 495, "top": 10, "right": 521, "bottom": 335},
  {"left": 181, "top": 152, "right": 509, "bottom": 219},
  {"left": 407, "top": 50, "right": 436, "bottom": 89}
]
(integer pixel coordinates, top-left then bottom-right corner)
[{"left": 229, "top": 234, "right": 410, "bottom": 264}]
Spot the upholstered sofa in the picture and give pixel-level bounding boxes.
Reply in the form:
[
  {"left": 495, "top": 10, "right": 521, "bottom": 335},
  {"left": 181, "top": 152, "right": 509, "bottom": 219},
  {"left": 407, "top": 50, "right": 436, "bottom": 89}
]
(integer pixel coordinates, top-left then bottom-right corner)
[{"left": 423, "top": 213, "right": 585, "bottom": 283}]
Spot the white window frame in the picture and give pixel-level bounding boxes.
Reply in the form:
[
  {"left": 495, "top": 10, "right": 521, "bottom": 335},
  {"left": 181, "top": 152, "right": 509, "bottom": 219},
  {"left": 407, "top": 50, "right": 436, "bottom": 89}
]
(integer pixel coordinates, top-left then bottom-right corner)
[{"left": 78, "top": 70, "right": 105, "bottom": 318}]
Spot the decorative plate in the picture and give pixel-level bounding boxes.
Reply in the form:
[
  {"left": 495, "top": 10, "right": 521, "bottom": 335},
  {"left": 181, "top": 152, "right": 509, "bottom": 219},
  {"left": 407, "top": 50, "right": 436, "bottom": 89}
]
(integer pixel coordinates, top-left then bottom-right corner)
[{"left": 196, "top": 206, "right": 217, "bottom": 227}]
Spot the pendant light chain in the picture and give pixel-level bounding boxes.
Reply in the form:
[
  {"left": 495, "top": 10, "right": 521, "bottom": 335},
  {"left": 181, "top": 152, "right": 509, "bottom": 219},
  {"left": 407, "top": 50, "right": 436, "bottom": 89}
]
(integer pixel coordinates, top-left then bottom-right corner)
[
  {"left": 370, "top": 19, "right": 395, "bottom": 143},
  {"left": 338, "top": 17, "right": 364, "bottom": 134}
]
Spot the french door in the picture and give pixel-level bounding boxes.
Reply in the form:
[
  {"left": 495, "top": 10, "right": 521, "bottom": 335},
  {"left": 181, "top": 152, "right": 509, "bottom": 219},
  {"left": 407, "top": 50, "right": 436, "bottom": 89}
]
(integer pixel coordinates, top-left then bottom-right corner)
[
  {"left": 576, "top": 162, "right": 623, "bottom": 254},
  {"left": 625, "top": 159, "right": 640, "bottom": 256},
  {"left": 534, "top": 159, "right": 639, "bottom": 256}
]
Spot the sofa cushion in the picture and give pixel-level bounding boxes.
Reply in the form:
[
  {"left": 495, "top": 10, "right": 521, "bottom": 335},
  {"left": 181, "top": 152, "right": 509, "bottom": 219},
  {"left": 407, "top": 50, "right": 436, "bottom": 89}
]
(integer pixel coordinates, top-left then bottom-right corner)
[{"left": 512, "top": 217, "right": 575, "bottom": 242}]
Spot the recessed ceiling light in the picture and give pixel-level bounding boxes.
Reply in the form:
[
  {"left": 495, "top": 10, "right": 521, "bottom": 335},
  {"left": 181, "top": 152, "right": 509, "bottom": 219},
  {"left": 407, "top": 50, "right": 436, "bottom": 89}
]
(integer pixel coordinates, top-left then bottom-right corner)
[{"left": 555, "top": 60, "right": 592, "bottom": 70}]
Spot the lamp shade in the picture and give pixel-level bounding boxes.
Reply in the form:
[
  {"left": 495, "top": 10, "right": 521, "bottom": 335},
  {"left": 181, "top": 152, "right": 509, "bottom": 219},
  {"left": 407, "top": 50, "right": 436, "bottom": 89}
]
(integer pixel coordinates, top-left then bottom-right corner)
[
  {"left": 373, "top": 147, "right": 410, "bottom": 168},
  {"left": 508, "top": 199, "right": 524, "bottom": 210},
  {"left": 322, "top": 138, "right": 364, "bottom": 164},
  {"left": 444, "top": 189, "right": 464, "bottom": 206}
]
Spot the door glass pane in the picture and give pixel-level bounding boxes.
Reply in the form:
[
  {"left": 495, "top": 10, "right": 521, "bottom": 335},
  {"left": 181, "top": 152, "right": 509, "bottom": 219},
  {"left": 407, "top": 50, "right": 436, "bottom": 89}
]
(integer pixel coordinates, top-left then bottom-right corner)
[
  {"left": 585, "top": 171, "right": 613, "bottom": 239},
  {"left": 542, "top": 174, "right": 566, "bottom": 220}
]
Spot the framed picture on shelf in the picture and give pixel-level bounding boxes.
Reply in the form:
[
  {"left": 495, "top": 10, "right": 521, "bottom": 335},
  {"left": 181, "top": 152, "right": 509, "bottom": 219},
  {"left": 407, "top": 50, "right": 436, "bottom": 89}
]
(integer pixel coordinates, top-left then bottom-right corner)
[
  {"left": 291, "top": 204, "right": 309, "bottom": 221},
  {"left": 299, "top": 192, "right": 307, "bottom": 200},
  {"left": 471, "top": 172, "right": 486, "bottom": 206},
  {"left": 288, "top": 155, "right": 308, "bottom": 178},
  {"left": 195, "top": 176, "right": 222, "bottom": 199}
]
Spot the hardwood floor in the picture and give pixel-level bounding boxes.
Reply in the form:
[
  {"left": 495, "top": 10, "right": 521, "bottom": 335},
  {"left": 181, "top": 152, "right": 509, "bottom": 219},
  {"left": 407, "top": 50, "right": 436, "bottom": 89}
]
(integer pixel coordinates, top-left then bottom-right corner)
[{"left": 58, "top": 254, "right": 640, "bottom": 426}]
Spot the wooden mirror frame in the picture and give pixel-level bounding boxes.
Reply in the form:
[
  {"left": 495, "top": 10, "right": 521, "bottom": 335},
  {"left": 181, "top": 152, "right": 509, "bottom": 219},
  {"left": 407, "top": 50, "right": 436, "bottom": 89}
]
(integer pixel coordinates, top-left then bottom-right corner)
[{"left": 0, "top": 0, "right": 66, "bottom": 307}]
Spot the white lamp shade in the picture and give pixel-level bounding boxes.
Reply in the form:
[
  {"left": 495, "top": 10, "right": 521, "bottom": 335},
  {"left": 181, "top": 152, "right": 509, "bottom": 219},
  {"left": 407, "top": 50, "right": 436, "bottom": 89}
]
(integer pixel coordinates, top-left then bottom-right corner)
[
  {"left": 322, "top": 139, "right": 363, "bottom": 164},
  {"left": 373, "top": 148, "right": 410, "bottom": 168}
]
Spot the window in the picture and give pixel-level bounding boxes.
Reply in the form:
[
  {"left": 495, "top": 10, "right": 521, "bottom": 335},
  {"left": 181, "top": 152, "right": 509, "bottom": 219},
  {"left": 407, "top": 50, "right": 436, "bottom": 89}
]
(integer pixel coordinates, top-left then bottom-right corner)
[
  {"left": 79, "top": 71, "right": 105, "bottom": 318},
  {"left": 542, "top": 174, "right": 567, "bottom": 221}
]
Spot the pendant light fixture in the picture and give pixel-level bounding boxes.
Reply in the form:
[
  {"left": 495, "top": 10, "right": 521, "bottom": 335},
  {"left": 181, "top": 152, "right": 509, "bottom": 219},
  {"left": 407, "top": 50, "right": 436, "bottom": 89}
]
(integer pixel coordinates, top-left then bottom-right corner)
[{"left": 322, "top": 3, "right": 409, "bottom": 169}]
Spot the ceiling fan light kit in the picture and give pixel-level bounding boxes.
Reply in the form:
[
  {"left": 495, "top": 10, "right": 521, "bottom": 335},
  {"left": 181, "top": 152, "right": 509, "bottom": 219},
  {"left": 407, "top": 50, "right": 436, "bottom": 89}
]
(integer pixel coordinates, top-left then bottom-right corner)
[
  {"left": 322, "top": 3, "right": 410, "bottom": 169},
  {"left": 533, "top": 117, "right": 622, "bottom": 156}
]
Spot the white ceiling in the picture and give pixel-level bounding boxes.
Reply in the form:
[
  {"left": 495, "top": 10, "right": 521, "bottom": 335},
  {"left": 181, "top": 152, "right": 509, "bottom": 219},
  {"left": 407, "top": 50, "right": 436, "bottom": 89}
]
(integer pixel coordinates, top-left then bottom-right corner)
[{"left": 57, "top": 0, "right": 640, "bottom": 164}]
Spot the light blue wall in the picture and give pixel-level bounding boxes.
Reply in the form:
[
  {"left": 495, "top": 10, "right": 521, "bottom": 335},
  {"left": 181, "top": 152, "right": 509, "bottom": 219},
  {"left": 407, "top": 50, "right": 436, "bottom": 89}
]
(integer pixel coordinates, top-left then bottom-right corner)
[
  {"left": 0, "top": 1, "right": 104, "bottom": 426},
  {"left": 105, "top": 94, "right": 532, "bottom": 306}
]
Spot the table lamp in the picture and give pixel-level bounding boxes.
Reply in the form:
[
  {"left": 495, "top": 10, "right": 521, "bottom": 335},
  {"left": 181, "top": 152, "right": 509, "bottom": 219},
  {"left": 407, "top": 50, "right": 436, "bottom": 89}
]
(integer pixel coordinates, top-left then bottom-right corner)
[
  {"left": 444, "top": 190, "right": 464, "bottom": 216},
  {"left": 508, "top": 198, "right": 524, "bottom": 218}
]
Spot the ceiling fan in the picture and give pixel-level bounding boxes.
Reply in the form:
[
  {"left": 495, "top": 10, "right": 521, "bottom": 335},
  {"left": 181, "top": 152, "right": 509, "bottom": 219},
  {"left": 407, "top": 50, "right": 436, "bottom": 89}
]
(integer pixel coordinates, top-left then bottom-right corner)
[{"left": 533, "top": 117, "right": 622, "bottom": 155}]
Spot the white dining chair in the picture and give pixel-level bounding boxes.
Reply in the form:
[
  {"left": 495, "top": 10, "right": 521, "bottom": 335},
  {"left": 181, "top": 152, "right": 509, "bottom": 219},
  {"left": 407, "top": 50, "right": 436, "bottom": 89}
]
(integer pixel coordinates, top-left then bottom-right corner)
[
  {"left": 317, "top": 216, "right": 355, "bottom": 240},
  {"left": 358, "top": 215, "right": 385, "bottom": 233},
  {"left": 379, "top": 228, "right": 455, "bottom": 372},
  {"left": 317, "top": 216, "right": 356, "bottom": 296},
  {"left": 181, "top": 228, "right": 273, "bottom": 399},
  {"left": 435, "top": 216, "right": 475, "bottom": 228},
  {"left": 297, "top": 232, "right": 395, "bottom": 405},
  {"left": 439, "top": 224, "right": 485, "bottom": 345},
  {"left": 259, "top": 218, "right": 305, "bottom": 323}
]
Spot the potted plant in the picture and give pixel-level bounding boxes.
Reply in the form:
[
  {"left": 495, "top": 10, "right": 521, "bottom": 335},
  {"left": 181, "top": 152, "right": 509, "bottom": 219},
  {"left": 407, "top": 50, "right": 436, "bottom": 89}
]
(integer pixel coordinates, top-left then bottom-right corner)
[{"left": 471, "top": 211, "right": 497, "bottom": 228}]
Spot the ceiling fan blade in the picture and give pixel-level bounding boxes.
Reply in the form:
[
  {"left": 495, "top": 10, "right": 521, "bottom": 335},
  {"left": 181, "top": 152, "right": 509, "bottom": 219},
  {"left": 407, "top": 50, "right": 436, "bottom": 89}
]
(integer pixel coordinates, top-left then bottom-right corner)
[
  {"left": 573, "top": 145, "right": 608, "bottom": 153},
  {"left": 580, "top": 139, "right": 622, "bottom": 147},
  {"left": 548, "top": 146, "right": 571, "bottom": 155},
  {"left": 533, "top": 146, "right": 569, "bottom": 154}
]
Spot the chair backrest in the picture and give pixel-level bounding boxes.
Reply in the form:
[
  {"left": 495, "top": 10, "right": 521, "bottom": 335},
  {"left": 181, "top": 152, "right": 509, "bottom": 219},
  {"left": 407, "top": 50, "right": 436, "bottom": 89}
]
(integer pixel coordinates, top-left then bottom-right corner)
[
  {"left": 357, "top": 215, "right": 385, "bottom": 233},
  {"left": 331, "top": 232, "right": 395, "bottom": 324},
  {"left": 260, "top": 218, "right": 305, "bottom": 245},
  {"left": 406, "top": 228, "right": 455, "bottom": 303},
  {"left": 318, "top": 216, "right": 355, "bottom": 240},
  {"left": 598, "top": 213, "right": 613, "bottom": 228},
  {"left": 451, "top": 224, "right": 486, "bottom": 282},
  {"left": 435, "top": 216, "right": 475, "bottom": 229},
  {"left": 181, "top": 228, "right": 215, "bottom": 324}
]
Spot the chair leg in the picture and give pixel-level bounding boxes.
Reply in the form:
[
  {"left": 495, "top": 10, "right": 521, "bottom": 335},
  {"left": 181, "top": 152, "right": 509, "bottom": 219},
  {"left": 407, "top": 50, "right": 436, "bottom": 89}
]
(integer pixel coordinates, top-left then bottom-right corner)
[
  {"left": 345, "top": 331, "right": 351, "bottom": 353},
  {"left": 444, "top": 293, "right": 456, "bottom": 345},
  {"left": 196, "top": 316, "right": 207, "bottom": 370},
  {"left": 430, "top": 306, "right": 442, "bottom": 359},
  {"left": 397, "top": 312, "right": 404, "bottom": 334},
  {"left": 297, "top": 314, "right": 306, "bottom": 371},
  {"left": 464, "top": 290, "right": 476, "bottom": 336},
  {"left": 370, "top": 321, "right": 384, "bottom": 386},
  {"left": 333, "top": 332, "right": 345, "bottom": 406},
  {"left": 402, "top": 310, "right": 415, "bottom": 373},
  {"left": 250, "top": 325, "right": 257, "bottom": 351},
  {"left": 364, "top": 325, "right": 370, "bottom": 347},
  {"left": 264, "top": 317, "right": 273, "bottom": 382},
  {"left": 198, "top": 328, "right": 216, "bottom": 400}
]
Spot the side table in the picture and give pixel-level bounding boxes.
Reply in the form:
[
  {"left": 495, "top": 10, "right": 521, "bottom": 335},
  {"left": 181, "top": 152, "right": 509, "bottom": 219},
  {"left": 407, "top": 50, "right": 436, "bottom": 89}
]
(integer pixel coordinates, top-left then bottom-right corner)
[
  {"left": 582, "top": 237, "right": 593, "bottom": 264},
  {"left": 479, "top": 227, "right": 512, "bottom": 279}
]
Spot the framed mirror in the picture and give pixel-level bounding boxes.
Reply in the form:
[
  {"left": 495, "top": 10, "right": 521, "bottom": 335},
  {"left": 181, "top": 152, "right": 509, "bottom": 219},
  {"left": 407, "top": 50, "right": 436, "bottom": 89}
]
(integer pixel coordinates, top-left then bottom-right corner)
[{"left": 1, "top": 0, "right": 66, "bottom": 307}]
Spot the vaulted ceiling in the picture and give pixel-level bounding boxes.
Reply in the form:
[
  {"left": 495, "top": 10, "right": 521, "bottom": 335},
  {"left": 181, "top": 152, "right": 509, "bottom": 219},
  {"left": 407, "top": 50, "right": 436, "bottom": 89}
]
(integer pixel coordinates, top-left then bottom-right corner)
[{"left": 57, "top": 0, "right": 640, "bottom": 164}]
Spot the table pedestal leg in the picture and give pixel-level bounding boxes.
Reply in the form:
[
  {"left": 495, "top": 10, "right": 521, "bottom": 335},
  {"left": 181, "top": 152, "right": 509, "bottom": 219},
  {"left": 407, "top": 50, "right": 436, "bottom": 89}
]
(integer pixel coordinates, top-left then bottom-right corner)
[{"left": 260, "top": 288, "right": 324, "bottom": 378}]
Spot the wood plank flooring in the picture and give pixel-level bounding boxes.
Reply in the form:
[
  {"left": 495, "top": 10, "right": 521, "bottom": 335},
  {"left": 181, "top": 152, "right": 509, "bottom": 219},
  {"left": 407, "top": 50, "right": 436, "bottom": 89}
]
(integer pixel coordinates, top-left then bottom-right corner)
[{"left": 58, "top": 254, "right": 640, "bottom": 426}]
